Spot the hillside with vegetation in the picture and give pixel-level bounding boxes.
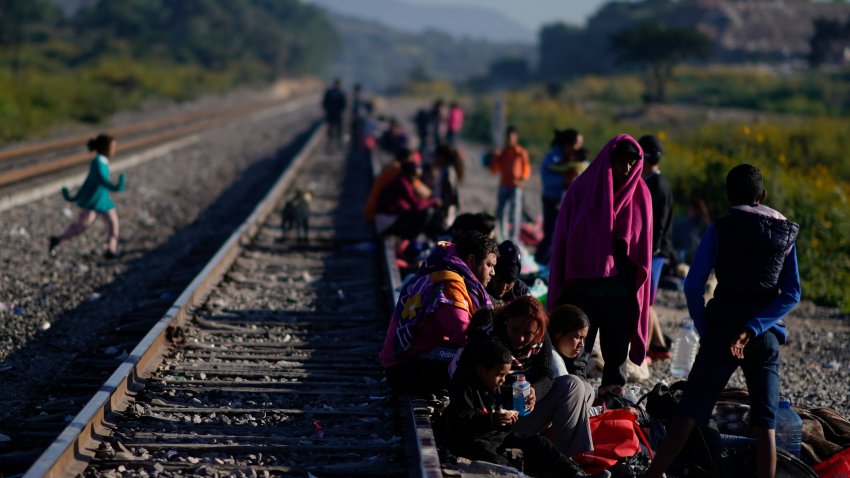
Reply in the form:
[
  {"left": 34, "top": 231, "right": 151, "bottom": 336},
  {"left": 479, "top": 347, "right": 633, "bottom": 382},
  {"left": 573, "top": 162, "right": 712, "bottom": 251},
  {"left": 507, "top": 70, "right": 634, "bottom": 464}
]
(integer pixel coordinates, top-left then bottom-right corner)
[
  {"left": 0, "top": 0, "right": 338, "bottom": 142},
  {"left": 537, "top": 0, "right": 850, "bottom": 79}
]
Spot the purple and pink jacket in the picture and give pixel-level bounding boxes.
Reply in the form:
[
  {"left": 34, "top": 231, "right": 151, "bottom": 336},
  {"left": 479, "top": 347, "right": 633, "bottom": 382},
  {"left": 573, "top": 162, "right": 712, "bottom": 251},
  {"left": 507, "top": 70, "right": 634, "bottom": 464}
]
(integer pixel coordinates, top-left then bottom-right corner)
[{"left": 380, "top": 242, "right": 491, "bottom": 368}]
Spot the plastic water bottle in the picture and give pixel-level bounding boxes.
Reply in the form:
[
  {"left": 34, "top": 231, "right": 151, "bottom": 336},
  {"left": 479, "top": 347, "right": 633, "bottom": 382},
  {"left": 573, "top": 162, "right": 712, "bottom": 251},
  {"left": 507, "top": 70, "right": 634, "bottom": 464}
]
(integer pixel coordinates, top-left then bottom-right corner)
[
  {"left": 670, "top": 320, "right": 699, "bottom": 378},
  {"left": 512, "top": 374, "right": 531, "bottom": 416},
  {"left": 776, "top": 399, "right": 803, "bottom": 457}
]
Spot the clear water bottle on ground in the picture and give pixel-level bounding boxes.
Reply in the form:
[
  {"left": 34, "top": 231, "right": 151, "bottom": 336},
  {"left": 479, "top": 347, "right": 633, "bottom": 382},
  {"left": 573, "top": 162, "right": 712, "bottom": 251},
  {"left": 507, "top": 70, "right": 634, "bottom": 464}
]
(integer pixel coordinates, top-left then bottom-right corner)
[
  {"left": 670, "top": 320, "right": 699, "bottom": 378},
  {"left": 512, "top": 374, "right": 531, "bottom": 416},
  {"left": 776, "top": 399, "right": 803, "bottom": 457}
]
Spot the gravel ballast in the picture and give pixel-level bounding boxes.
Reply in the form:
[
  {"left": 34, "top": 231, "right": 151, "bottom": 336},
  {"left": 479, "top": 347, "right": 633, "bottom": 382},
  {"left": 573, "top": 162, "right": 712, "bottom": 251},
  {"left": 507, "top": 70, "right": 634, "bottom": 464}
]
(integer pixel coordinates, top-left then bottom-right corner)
[{"left": 0, "top": 88, "right": 320, "bottom": 428}]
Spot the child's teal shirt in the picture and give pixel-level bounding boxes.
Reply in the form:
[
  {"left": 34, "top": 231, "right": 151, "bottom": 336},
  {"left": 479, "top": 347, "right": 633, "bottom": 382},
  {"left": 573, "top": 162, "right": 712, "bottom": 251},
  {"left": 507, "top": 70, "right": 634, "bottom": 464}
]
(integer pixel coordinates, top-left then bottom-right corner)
[{"left": 62, "top": 155, "right": 125, "bottom": 213}]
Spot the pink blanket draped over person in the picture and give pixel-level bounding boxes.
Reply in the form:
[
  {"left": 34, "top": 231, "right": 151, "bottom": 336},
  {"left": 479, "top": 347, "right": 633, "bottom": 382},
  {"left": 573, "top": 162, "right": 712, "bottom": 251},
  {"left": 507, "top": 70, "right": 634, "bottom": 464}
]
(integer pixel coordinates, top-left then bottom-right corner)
[{"left": 547, "top": 134, "right": 653, "bottom": 368}]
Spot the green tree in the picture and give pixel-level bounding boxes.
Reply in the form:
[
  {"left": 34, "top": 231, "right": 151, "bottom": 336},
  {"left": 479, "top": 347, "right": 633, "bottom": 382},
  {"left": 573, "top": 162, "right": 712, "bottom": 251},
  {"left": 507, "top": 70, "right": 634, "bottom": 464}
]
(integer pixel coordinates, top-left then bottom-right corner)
[
  {"left": 609, "top": 22, "right": 712, "bottom": 103},
  {"left": 73, "top": 0, "right": 338, "bottom": 78},
  {"left": 0, "top": 0, "right": 62, "bottom": 70}
]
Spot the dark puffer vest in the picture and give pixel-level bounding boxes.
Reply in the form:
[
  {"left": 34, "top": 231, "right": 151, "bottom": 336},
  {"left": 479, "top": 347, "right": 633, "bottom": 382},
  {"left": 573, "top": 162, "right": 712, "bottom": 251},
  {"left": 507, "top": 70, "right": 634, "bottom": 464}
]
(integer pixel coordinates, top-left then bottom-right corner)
[{"left": 713, "top": 208, "right": 799, "bottom": 308}]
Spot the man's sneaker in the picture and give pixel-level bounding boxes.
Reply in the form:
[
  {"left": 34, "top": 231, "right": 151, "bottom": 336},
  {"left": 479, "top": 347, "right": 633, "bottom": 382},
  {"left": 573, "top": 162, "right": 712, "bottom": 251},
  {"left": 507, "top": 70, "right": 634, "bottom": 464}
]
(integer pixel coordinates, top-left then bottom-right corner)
[{"left": 48, "top": 236, "right": 60, "bottom": 254}]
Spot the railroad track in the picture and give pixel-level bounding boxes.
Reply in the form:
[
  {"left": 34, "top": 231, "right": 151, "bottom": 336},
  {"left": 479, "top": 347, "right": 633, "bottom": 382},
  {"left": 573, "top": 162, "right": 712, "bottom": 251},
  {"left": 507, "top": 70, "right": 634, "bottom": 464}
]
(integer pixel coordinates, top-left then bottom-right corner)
[
  {"left": 0, "top": 95, "right": 312, "bottom": 191},
  {"left": 0, "top": 103, "right": 323, "bottom": 474},
  {"left": 20, "top": 125, "right": 440, "bottom": 478}
]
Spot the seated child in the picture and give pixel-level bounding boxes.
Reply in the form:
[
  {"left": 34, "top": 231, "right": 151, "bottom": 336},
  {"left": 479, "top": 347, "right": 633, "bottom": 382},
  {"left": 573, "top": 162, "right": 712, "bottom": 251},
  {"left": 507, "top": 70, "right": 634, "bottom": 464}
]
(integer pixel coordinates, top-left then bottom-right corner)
[{"left": 444, "top": 339, "right": 601, "bottom": 478}]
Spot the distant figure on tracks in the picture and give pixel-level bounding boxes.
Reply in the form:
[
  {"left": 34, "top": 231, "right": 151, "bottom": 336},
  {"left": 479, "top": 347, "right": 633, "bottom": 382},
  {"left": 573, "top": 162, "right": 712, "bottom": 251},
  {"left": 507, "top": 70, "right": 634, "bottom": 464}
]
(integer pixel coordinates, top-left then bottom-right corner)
[
  {"left": 50, "top": 134, "right": 125, "bottom": 259},
  {"left": 445, "top": 101, "right": 464, "bottom": 147},
  {"left": 322, "top": 78, "right": 347, "bottom": 150}
]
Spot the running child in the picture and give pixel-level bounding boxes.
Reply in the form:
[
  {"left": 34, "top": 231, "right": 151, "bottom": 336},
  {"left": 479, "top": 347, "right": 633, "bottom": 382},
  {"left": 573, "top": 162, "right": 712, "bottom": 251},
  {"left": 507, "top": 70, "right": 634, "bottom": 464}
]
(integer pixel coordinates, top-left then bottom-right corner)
[{"left": 50, "top": 134, "right": 126, "bottom": 259}]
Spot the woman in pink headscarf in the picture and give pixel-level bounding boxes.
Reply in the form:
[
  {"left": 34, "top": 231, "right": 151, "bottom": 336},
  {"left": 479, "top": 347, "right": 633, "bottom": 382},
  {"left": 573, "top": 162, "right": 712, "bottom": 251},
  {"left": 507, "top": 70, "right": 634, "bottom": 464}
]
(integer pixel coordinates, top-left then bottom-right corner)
[{"left": 547, "top": 134, "right": 652, "bottom": 397}]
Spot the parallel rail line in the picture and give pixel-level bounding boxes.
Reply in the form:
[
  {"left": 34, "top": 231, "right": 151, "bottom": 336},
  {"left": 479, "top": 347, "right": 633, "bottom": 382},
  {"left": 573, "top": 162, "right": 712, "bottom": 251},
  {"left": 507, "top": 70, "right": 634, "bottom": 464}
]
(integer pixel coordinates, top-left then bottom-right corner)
[{"left": 0, "top": 97, "right": 307, "bottom": 189}]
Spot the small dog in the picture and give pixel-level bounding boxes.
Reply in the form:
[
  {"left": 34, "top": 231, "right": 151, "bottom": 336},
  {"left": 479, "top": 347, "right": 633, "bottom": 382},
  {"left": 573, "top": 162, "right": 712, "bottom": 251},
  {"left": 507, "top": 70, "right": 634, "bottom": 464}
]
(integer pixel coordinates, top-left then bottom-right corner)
[{"left": 280, "top": 189, "right": 312, "bottom": 242}]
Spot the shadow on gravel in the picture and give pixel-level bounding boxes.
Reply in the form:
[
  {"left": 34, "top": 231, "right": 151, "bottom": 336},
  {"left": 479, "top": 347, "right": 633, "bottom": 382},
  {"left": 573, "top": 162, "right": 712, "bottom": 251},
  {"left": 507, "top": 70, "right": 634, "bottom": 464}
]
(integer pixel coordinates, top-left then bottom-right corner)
[{"left": 0, "top": 121, "right": 319, "bottom": 473}]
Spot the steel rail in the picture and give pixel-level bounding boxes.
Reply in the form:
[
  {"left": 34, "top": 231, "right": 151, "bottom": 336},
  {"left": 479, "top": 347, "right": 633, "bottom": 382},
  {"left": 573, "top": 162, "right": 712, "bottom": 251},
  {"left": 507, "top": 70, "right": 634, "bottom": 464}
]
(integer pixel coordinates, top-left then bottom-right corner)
[
  {"left": 368, "top": 148, "right": 442, "bottom": 478},
  {"left": 22, "top": 122, "right": 326, "bottom": 478},
  {"left": 0, "top": 100, "right": 299, "bottom": 188},
  {"left": 0, "top": 98, "right": 311, "bottom": 213},
  {"left": 0, "top": 98, "right": 286, "bottom": 163}
]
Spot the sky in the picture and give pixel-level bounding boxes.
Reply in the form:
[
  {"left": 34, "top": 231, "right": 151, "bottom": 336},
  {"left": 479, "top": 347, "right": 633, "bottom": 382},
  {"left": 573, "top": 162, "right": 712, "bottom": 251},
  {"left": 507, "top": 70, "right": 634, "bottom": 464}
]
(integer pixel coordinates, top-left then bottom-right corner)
[{"left": 399, "top": 0, "right": 608, "bottom": 29}]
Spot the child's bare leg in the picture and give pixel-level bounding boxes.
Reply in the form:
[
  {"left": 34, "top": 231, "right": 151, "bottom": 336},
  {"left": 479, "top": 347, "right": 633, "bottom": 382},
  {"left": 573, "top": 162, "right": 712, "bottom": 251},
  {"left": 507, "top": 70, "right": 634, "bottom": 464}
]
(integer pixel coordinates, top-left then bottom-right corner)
[
  {"left": 645, "top": 414, "right": 697, "bottom": 478},
  {"left": 58, "top": 209, "right": 97, "bottom": 241},
  {"left": 103, "top": 209, "right": 120, "bottom": 253},
  {"left": 754, "top": 426, "right": 777, "bottom": 478},
  {"left": 649, "top": 306, "right": 666, "bottom": 348}
]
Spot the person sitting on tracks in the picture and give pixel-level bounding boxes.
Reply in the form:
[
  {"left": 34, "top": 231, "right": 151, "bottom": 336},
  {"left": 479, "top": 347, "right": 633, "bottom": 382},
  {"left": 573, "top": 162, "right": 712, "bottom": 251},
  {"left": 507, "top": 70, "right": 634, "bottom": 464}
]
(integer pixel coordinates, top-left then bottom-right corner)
[
  {"left": 486, "top": 240, "right": 531, "bottom": 307},
  {"left": 374, "top": 159, "right": 441, "bottom": 240},
  {"left": 457, "top": 296, "right": 596, "bottom": 459},
  {"left": 645, "top": 164, "right": 801, "bottom": 478},
  {"left": 363, "top": 148, "right": 429, "bottom": 224},
  {"left": 50, "top": 134, "right": 125, "bottom": 259},
  {"left": 444, "top": 339, "right": 597, "bottom": 478},
  {"left": 380, "top": 232, "right": 498, "bottom": 394},
  {"left": 377, "top": 118, "right": 410, "bottom": 157}
]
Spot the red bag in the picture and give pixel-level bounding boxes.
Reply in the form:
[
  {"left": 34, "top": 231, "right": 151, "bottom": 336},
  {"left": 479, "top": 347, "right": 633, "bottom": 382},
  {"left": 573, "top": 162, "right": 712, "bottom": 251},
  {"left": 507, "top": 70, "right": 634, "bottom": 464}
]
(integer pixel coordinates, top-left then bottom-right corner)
[
  {"left": 812, "top": 447, "right": 850, "bottom": 477},
  {"left": 574, "top": 409, "right": 653, "bottom": 474}
]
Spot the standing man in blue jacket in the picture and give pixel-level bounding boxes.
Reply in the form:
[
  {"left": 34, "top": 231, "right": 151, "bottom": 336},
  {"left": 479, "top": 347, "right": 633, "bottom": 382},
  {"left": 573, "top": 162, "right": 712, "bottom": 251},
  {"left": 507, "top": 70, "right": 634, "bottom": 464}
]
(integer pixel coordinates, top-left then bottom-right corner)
[{"left": 646, "top": 164, "right": 801, "bottom": 478}]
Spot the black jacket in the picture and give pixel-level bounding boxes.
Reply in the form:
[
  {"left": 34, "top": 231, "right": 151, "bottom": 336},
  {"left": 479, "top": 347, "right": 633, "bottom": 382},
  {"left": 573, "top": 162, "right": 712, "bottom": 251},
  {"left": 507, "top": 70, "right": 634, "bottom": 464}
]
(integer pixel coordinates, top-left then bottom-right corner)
[
  {"left": 708, "top": 207, "right": 799, "bottom": 333},
  {"left": 444, "top": 368, "right": 512, "bottom": 451},
  {"left": 644, "top": 172, "right": 674, "bottom": 260}
]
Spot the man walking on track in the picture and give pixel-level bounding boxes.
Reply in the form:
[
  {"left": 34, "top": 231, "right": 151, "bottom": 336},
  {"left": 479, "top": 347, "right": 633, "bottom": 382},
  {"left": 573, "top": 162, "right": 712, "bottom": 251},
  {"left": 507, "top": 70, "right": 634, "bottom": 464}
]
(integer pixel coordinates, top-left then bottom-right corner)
[{"left": 322, "top": 78, "right": 347, "bottom": 150}]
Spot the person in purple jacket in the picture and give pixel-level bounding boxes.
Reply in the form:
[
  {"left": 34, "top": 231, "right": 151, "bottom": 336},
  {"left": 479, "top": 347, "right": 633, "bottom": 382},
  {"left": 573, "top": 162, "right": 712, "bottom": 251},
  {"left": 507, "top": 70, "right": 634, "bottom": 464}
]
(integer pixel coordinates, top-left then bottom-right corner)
[{"left": 646, "top": 164, "right": 801, "bottom": 478}]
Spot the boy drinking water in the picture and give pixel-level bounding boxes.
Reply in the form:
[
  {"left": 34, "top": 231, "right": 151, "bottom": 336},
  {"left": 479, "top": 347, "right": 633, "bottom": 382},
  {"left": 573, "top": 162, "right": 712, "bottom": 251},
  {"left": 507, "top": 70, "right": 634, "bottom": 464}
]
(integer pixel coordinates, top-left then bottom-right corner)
[
  {"left": 646, "top": 164, "right": 801, "bottom": 478},
  {"left": 445, "top": 340, "right": 601, "bottom": 477}
]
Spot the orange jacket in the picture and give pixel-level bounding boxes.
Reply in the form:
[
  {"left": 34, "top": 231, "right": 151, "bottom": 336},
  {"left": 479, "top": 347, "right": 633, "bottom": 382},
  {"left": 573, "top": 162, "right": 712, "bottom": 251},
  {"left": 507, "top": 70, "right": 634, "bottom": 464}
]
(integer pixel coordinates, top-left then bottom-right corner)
[{"left": 490, "top": 145, "right": 531, "bottom": 187}]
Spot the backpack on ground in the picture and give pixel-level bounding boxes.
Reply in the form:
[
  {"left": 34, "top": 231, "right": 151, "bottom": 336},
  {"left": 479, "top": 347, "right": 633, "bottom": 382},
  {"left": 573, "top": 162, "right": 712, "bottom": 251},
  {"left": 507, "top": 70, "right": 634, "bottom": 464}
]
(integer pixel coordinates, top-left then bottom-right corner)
[
  {"left": 573, "top": 409, "right": 653, "bottom": 475},
  {"left": 640, "top": 381, "right": 723, "bottom": 476}
]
